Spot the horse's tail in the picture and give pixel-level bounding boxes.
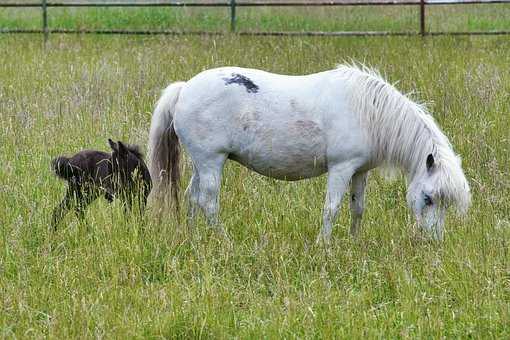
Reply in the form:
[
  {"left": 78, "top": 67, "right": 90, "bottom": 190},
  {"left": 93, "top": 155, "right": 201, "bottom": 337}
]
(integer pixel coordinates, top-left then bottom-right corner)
[
  {"left": 148, "top": 82, "right": 185, "bottom": 212},
  {"left": 51, "top": 156, "right": 76, "bottom": 180}
]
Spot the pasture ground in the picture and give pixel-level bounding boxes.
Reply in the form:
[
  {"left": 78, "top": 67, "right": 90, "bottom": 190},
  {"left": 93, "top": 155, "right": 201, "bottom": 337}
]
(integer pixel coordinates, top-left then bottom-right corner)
[{"left": 0, "top": 34, "right": 509, "bottom": 338}]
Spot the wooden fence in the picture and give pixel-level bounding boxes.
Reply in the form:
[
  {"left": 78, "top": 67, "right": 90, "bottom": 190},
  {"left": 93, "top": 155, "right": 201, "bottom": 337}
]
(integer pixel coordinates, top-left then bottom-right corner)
[{"left": 1, "top": 1, "right": 510, "bottom": 38}]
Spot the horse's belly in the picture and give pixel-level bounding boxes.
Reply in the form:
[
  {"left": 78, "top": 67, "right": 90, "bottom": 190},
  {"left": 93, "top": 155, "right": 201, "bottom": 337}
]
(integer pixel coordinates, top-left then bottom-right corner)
[{"left": 229, "top": 120, "right": 327, "bottom": 181}]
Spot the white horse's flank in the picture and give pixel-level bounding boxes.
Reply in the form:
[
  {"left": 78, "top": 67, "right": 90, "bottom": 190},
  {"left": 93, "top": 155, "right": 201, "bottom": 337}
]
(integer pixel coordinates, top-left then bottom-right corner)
[{"left": 149, "top": 65, "right": 470, "bottom": 241}]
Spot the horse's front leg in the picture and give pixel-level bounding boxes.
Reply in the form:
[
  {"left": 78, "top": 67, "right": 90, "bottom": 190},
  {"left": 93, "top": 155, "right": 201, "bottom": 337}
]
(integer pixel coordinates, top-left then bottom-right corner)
[
  {"left": 317, "top": 164, "right": 355, "bottom": 244},
  {"left": 350, "top": 171, "right": 368, "bottom": 237},
  {"left": 196, "top": 153, "right": 227, "bottom": 234}
]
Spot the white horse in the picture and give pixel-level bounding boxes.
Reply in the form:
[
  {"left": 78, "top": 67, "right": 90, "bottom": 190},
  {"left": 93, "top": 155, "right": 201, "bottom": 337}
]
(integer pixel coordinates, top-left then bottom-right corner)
[{"left": 148, "top": 64, "right": 471, "bottom": 242}]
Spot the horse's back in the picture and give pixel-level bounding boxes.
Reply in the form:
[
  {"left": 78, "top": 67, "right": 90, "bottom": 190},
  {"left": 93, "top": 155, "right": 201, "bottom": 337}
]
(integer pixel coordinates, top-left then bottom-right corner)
[{"left": 178, "top": 66, "right": 325, "bottom": 105}]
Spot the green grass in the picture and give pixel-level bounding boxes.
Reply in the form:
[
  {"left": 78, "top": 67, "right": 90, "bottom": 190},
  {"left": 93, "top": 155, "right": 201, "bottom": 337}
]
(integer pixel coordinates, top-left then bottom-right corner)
[
  {"left": 1, "top": 4, "right": 510, "bottom": 32},
  {"left": 0, "top": 34, "right": 509, "bottom": 337}
]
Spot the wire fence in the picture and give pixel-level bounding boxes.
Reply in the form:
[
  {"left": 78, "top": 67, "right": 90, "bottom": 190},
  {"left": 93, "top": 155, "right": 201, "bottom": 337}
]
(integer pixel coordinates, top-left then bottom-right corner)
[{"left": 1, "top": 0, "right": 510, "bottom": 38}]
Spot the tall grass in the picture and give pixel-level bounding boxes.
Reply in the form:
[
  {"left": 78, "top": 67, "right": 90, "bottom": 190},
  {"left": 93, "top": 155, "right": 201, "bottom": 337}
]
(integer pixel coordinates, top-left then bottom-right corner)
[
  {"left": 1, "top": 4, "right": 510, "bottom": 32},
  {"left": 0, "top": 34, "right": 509, "bottom": 337}
]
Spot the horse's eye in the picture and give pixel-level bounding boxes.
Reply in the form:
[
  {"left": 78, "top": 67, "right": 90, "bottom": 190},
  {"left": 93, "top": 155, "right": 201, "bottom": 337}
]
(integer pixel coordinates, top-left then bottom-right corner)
[{"left": 424, "top": 194, "right": 433, "bottom": 206}]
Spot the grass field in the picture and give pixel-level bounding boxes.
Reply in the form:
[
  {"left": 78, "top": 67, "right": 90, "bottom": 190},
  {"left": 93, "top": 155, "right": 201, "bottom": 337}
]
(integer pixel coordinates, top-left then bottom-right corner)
[
  {"left": 2, "top": 4, "right": 510, "bottom": 33},
  {"left": 0, "top": 31, "right": 509, "bottom": 337}
]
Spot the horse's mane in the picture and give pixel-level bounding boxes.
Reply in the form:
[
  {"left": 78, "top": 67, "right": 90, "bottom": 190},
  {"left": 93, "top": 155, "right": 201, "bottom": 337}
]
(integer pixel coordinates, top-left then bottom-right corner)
[
  {"left": 125, "top": 144, "right": 145, "bottom": 160},
  {"left": 336, "top": 63, "right": 471, "bottom": 214}
]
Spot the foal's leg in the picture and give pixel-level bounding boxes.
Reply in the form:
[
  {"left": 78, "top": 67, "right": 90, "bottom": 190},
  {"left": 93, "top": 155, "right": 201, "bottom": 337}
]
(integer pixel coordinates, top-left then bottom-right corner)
[
  {"left": 350, "top": 171, "right": 368, "bottom": 237},
  {"left": 121, "top": 190, "right": 134, "bottom": 214},
  {"left": 195, "top": 153, "right": 227, "bottom": 230},
  {"left": 51, "top": 187, "right": 76, "bottom": 230},
  {"left": 317, "top": 164, "right": 355, "bottom": 244},
  {"left": 104, "top": 191, "right": 115, "bottom": 203},
  {"left": 51, "top": 184, "right": 95, "bottom": 229},
  {"left": 74, "top": 187, "right": 97, "bottom": 221}
]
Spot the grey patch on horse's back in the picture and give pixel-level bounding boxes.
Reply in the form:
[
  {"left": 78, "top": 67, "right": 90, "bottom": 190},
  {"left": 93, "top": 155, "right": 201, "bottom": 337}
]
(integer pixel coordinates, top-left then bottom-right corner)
[{"left": 223, "top": 73, "right": 259, "bottom": 93}]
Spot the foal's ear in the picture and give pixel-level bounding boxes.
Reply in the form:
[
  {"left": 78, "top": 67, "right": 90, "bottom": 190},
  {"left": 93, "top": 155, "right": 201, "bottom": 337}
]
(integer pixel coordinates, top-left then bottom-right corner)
[
  {"left": 117, "top": 141, "right": 128, "bottom": 155},
  {"left": 108, "top": 138, "right": 118, "bottom": 152},
  {"left": 426, "top": 153, "right": 435, "bottom": 172}
]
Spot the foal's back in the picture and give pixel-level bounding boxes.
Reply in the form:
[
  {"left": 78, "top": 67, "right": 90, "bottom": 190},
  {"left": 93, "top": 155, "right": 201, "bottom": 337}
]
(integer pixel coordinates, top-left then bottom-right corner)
[{"left": 53, "top": 150, "right": 111, "bottom": 184}]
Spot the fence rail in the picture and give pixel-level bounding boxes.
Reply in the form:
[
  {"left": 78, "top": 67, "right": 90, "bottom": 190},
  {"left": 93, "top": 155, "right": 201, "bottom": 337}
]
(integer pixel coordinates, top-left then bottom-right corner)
[{"left": 1, "top": 0, "right": 510, "bottom": 37}]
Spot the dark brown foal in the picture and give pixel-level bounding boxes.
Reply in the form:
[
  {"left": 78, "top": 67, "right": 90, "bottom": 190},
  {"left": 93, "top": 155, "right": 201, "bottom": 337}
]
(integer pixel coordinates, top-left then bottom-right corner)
[{"left": 51, "top": 139, "right": 152, "bottom": 229}]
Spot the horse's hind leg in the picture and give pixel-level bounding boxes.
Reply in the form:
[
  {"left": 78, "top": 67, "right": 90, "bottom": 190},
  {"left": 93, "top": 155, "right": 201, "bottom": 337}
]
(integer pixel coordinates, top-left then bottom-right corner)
[
  {"left": 194, "top": 153, "right": 227, "bottom": 231},
  {"left": 350, "top": 171, "right": 368, "bottom": 237}
]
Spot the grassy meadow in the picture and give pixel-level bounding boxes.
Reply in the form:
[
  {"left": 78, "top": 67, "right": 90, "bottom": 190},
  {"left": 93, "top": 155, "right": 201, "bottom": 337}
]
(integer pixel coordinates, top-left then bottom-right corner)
[
  {"left": 0, "top": 31, "right": 510, "bottom": 337},
  {"left": 2, "top": 4, "right": 510, "bottom": 33}
]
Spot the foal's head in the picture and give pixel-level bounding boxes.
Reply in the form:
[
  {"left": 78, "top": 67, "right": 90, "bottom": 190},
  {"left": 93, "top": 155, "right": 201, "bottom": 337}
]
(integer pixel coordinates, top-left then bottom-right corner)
[{"left": 108, "top": 138, "right": 151, "bottom": 193}]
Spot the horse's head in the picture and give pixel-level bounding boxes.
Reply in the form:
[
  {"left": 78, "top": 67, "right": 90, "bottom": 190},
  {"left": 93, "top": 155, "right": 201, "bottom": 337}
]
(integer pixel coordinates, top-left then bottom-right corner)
[{"left": 406, "top": 153, "right": 471, "bottom": 240}]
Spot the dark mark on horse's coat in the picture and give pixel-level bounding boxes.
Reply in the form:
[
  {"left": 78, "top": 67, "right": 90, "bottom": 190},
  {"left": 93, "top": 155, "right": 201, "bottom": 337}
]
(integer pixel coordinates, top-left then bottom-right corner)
[{"left": 223, "top": 73, "right": 259, "bottom": 93}]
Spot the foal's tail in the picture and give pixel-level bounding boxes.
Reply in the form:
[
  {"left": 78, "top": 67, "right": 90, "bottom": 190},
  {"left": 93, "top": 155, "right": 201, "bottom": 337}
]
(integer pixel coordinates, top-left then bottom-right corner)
[
  {"left": 51, "top": 156, "right": 76, "bottom": 180},
  {"left": 148, "top": 82, "right": 186, "bottom": 211}
]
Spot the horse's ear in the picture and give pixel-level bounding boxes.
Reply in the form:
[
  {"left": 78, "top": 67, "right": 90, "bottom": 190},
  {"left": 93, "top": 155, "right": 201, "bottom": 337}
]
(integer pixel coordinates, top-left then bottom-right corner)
[
  {"left": 108, "top": 138, "right": 117, "bottom": 152},
  {"left": 426, "top": 153, "right": 435, "bottom": 172}
]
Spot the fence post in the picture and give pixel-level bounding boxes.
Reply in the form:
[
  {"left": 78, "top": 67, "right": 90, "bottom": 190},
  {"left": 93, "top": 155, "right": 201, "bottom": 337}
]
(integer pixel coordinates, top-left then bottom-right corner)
[
  {"left": 230, "top": 0, "right": 236, "bottom": 32},
  {"left": 42, "top": 0, "right": 48, "bottom": 40},
  {"left": 420, "top": 0, "right": 425, "bottom": 36}
]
